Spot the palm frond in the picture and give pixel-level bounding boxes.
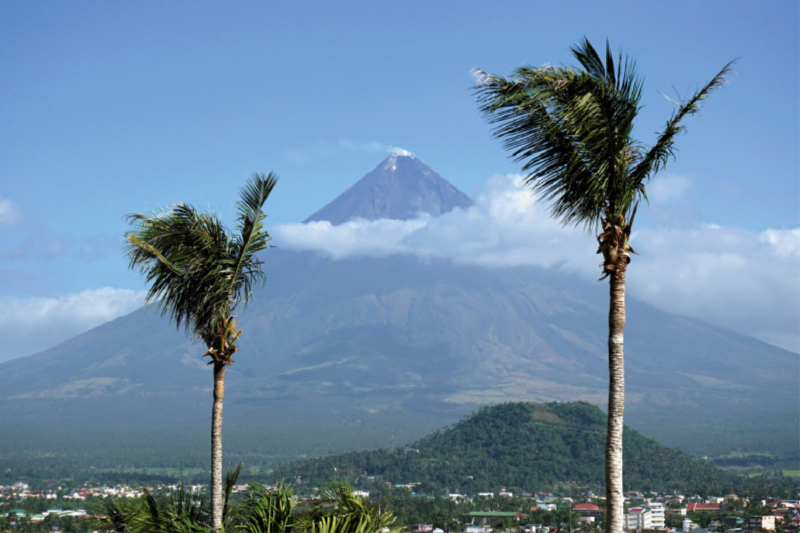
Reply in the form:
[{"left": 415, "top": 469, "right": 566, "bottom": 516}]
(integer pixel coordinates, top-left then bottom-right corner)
[
  {"left": 305, "top": 482, "right": 395, "bottom": 533},
  {"left": 237, "top": 482, "right": 296, "bottom": 533},
  {"left": 223, "top": 462, "right": 243, "bottom": 524},
  {"left": 229, "top": 172, "right": 277, "bottom": 310},
  {"left": 630, "top": 61, "right": 735, "bottom": 186}
]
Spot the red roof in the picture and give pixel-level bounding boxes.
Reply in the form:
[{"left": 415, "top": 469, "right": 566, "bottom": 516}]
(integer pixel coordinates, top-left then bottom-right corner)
[
  {"left": 687, "top": 503, "right": 720, "bottom": 512},
  {"left": 574, "top": 504, "right": 600, "bottom": 511}
]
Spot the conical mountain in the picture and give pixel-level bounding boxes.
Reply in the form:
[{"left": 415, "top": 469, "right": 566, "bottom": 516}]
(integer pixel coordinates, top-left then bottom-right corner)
[{"left": 304, "top": 153, "right": 473, "bottom": 225}]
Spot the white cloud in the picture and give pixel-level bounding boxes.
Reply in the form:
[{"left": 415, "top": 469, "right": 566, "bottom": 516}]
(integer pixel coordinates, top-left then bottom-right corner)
[
  {"left": 0, "top": 287, "right": 146, "bottom": 362},
  {"left": 0, "top": 197, "right": 21, "bottom": 228},
  {"left": 273, "top": 174, "right": 800, "bottom": 353}
]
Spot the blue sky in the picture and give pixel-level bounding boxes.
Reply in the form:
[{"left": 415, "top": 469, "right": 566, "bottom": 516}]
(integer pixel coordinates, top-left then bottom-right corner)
[{"left": 1, "top": 0, "right": 798, "bottom": 360}]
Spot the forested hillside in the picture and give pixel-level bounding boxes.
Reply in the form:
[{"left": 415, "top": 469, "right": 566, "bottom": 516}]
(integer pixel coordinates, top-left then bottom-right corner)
[{"left": 275, "top": 402, "right": 782, "bottom": 494}]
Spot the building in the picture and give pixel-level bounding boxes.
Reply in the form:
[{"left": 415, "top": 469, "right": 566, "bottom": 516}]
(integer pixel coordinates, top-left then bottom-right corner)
[
  {"left": 749, "top": 516, "right": 776, "bottom": 531},
  {"left": 648, "top": 502, "right": 666, "bottom": 528},
  {"left": 626, "top": 507, "right": 652, "bottom": 530},
  {"left": 625, "top": 504, "right": 665, "bottom": 530}
]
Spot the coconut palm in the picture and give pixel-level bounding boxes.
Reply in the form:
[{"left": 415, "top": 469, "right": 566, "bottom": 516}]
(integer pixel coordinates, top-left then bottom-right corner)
[
  {"left": 125, "top": 173, "right": 277, "bottom": 529},
  {"left": 475, "top": 38, "right": 731, "bottom": 533}
]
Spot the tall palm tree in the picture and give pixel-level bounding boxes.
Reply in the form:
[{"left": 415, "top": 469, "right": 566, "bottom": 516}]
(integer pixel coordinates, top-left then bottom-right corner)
[
  {"left": 474, "top": 38, "right": 731, "bottom": 533},
  {"left": 125, "top": 173, "right": 278, "bottom": 530}
]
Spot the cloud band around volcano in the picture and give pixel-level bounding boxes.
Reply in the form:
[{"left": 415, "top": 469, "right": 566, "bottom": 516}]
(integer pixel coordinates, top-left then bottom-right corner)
[{"left": 273, "top": 174, "right": 800, "bottom": 353}]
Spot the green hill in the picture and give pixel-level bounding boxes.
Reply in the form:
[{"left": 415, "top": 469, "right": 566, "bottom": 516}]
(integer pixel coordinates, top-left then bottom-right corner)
[{"left": 274, "top": 402, "right": 752, "bottom": 494}]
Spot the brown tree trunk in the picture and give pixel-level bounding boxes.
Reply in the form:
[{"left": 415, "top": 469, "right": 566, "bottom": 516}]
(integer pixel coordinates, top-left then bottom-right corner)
[
  {"left": 211, "top": 362, "right": 226, "bottom": 530},
  {"left": 605, "top": 252, "right": 627, "bottom": 533}
]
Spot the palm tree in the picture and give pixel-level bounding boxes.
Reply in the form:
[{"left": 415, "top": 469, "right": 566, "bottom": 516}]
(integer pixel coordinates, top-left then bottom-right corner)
[
  {"left": 125, "top": 173, "right": 278, "bottom": 529},
  {"left": 474, "top": 38, "right": 731, "bottom": 533}
]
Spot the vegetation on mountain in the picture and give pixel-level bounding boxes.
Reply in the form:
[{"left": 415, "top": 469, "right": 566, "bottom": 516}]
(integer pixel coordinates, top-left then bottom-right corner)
[
  {"left": 475, "top": 38, "right": 732, "bottom": 533},
  {"left": 124, "top": 173, "right": 278, "bottom": 528},
  {"left": 274, "top": 402, "right": 791, "bottom": 495}
]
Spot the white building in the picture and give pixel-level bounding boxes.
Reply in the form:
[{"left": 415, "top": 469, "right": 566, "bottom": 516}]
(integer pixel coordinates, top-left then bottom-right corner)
[
  {"left": 648, "top": 502, "right": 666, "bottom": 528},
  {"left": 626, "top": 504, "right": 665, "bottom": 530},
  {"left": 626, "top": 508, "right": 652, "bottom": 530},
  {"left": 749, "top": 516, "right": 776, "bottom": 531}
]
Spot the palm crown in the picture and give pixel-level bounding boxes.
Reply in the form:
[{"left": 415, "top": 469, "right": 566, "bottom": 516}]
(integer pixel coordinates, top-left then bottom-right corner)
[
  {"left": 475, "top": 38, "right": 732, "bottom": 231},
  {"left": 125, "top": 172, "right": 277, "bottom": 363}
]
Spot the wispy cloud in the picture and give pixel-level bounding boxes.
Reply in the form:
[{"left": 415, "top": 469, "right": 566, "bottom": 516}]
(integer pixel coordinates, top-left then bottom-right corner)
[
  {"left": 0, "top": 287, "right": 146, "bottom": 362},
  {"left": 337, "top": 140, "right": 412, "bottom": 156},
  {"left": 0, "top": 198, "right": 119, "bottom": 262},
  {"left": 286, "top": 139, "right": 412, "bottom": 165},
  {"left": 0, "top": 197, "right": 21, "bottom": 228},
  {"left": 273, "top": 174, "right": 800, "bottom": 353}
]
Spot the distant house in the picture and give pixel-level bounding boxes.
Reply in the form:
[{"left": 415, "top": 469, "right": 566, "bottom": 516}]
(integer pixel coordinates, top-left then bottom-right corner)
[
  {"left": 724, "top": 516, "right": 744, "bottom": 527},
  {"left": 573, "top": 503, "right": 602, "bottom": 517},
  {"left": 683, "top": 518, "right": 698, "bottom": 531}
]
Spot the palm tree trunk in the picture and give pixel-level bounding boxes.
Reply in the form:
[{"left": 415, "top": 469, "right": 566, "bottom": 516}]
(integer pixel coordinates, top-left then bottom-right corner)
[
  {"left": 211, "top": 361, "right": 226, "bottom": 530},
  {"left": 605, "top": 252, "right": 627, "bottom": 533}
]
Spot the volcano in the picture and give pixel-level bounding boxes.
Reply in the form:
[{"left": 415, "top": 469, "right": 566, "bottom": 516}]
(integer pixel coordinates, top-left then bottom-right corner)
[{"left": 1, "top": 154, "right": 796, "bottom": 472}]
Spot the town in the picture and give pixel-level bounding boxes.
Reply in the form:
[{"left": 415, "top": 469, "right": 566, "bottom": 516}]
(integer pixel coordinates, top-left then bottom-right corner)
[{"left": 2, "top": 481, "right": 798, "bottom": 533}]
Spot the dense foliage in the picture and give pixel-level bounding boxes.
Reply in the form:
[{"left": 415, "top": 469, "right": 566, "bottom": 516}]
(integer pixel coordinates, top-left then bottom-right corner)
[
  {"left": 98, "top": 474, "right": 395, "bottom": 533},
  {"left": 274, "top": 402, "right": 796, "bottom": 495}
]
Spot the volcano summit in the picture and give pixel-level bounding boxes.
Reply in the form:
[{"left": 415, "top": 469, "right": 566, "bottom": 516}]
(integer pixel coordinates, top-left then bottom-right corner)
[{"left": 304, "top": 153, "right": 473, "bottom": 225}]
